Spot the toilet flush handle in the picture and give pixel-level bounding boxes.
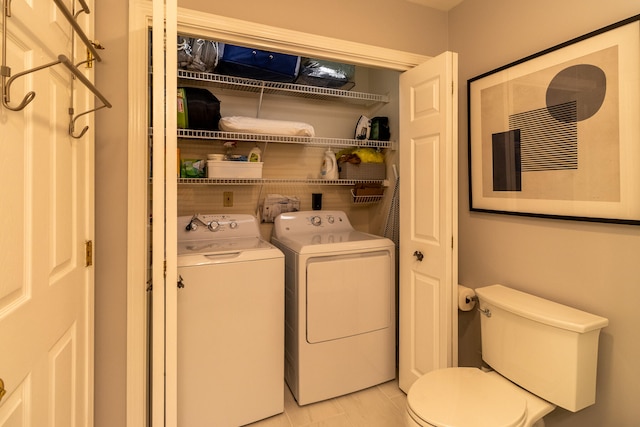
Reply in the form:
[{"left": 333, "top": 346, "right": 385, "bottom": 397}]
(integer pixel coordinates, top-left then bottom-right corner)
[{"left": 478, "top": 306, "right": 492, "bottom": 317}]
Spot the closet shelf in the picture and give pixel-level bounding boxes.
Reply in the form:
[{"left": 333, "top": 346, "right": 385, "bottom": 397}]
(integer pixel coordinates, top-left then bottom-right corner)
[
  {"left": 174, "top": 129, "right": 393, "bottom": 149},
  {"left": 178, "top": 178, "right": 387, "bottom": 186},
  {"left": 177, "top": 69, "right": 389, "bottom": 105}
]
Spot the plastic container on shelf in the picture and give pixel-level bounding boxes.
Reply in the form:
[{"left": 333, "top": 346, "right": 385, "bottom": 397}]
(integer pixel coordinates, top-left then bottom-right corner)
[
  {"left": 338, "top": 162, "right": 385, "bottom": 180},
  {"left": 207, "top": 160, "right": 263, "bottom": 178}
]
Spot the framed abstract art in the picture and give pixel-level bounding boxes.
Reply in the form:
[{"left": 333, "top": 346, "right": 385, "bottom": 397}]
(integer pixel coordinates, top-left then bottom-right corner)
[{"left": 468, "top": 14, "right": 640, "bottom": 225}]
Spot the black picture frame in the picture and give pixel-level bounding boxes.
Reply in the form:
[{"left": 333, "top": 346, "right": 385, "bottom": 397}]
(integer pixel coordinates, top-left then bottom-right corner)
[{"left": 468, "top": 14, "right": 640, "bottom": 225}]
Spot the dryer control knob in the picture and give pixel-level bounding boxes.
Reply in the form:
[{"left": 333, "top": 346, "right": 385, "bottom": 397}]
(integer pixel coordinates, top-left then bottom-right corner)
[
  {"left": 229, "top": 221, "right": 238, "bottom": 229},
  {"left": 310, "top": 216, "right": 322, "bottom": 226},
  {"left": 327, "top": 215, "right": 335, "bottom": 224},
  {"left": 207, "top": 220, "right": 220, "bottom": 232}
]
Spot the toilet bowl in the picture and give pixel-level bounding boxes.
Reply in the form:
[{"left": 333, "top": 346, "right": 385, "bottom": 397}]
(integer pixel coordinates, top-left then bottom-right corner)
[
  {"left": 404, "top": 284, "right": 609, "bottom": 427},
  {"left": 405, "top": 368, "right": 555, "bottom": 427}
]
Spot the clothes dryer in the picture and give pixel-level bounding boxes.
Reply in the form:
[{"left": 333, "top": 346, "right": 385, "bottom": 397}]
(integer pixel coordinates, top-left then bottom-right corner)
[
  {"left": 271, "top": 210, "right": 395, "bottom": 405},
  {"left": 177, "top": 214, "right": 284, "bottom": 427}
]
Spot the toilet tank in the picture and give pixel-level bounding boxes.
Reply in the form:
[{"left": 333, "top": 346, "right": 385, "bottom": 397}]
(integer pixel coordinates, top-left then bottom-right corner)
[{"left": 475, "top": 284, "right": 608, "bottom": 412}]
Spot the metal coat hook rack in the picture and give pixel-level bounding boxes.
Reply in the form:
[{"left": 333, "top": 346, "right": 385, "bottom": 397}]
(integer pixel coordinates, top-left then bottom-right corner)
[{"left": 1, "top": 0, "right": 111, "bottom": 138}]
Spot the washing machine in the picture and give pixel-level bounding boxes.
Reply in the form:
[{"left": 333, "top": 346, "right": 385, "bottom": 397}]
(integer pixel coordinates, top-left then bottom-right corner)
[
  {"left": 271, "top": 210, "right": 395, "bottom": 405},
  {"left": 176, "top": 214, "right": 284, "bottom": 427}
]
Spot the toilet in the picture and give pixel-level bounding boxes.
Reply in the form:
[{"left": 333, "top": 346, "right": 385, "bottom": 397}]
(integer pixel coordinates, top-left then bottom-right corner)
[{"left": 406, "top": 284, "right": 609, "bottom": 427}]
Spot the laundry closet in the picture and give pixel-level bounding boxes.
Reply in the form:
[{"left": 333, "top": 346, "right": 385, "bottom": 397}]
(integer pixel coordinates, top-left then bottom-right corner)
[
  {"left": 167, "top": 33, "right": 402, "bottom": 426},
  {"left": 138, "top": 2, "right": 457, "bottom": 424}
]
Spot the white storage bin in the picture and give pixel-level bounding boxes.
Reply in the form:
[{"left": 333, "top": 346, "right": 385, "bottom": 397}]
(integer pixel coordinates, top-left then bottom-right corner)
[{"left": 207, "top": 160, "right": 263, "bottom": 178}]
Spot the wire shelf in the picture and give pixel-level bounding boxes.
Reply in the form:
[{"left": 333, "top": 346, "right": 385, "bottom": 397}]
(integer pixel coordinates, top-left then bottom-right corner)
[
  {"left": 177, "top": 178, "right": 386, "bottom": 186},
  {"left": 177, "top": 70, "right": 389, "bottom": 105},
  {"left": 175, "top": 129, "right": 393, "bottom": 149}
]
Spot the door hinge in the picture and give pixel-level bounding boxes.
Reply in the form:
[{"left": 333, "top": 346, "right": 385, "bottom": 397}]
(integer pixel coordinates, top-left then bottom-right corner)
[
  {"left": 85, "top": 240, "right": 93, "bottom": 266},
  {"left": 451, "top": 81, "right": 454, "bottom": 95}
]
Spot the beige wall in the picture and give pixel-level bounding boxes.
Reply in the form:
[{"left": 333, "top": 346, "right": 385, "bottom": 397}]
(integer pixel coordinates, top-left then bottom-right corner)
[
  {"left": 449, "top": 1, "right": 640, "bottom": 426},
  {"left": 94, "top": 1, "right": 640, "bottom": 426},
  {"left": 177, "top": 0, "right": 449, "bottom": 57}
]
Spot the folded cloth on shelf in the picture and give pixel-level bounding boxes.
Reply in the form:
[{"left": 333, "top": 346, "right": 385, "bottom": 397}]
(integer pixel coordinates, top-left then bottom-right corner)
[{"left": 218, "top": 116, "right": 315, "bottom": 137}]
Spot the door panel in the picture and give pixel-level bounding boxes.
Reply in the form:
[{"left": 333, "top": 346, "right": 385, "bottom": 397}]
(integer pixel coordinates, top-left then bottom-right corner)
[
  {"left": 49, "top": 326, "right": 77, "bottom": 427},
  {"left": 411, "top": 272, "right": 440, "bottom": 375},
  {"left": 414, "top": 135, "right": 440, "bottom": 243},
  {"left": 50, "top": 70, "right": 75, "bottom": 278},
  {"left": 0, "top": 379, "right": 28, "bottom": 427},
  {"left": 0, "top": 25, "right": 31, "bottom": 319},
  {"left": 399, "top": 51, "right": 458, "bottom": 392},
  {"left": 0, "top": 1, "right": 95, "bottom": 425}
]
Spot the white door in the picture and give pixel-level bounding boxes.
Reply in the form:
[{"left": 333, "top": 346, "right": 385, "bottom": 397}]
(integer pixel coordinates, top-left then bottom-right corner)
[
  {"left": 398, "top": 51, "right": 458, "bottom": 392},
  {"left": 0, "top": 1, "right": 94, "bottom": 425}
]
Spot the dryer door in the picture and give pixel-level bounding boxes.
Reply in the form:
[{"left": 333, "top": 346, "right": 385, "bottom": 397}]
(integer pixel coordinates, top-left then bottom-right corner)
[{"left": 306, "top": 251, "right": 392, "bottom": 344}]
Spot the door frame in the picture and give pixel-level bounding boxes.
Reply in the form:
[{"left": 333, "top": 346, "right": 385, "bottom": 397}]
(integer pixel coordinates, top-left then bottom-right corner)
[{"left": 127, "top": 2, "right": 436, "bottom": 425}]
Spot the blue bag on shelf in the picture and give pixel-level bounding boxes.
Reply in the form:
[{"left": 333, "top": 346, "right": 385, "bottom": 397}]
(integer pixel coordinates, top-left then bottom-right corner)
[{"left": 216, "top": 44, "right": 301, "bottom": 83}]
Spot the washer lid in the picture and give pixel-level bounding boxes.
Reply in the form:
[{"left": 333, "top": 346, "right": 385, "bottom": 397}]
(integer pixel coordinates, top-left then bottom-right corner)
[
  {"left": 407, "top": 368, "right": 527, "bottom": 427},
  {"left": 178, "top": 237, "right": 272, "bottom": 255},
  {"left": 177, "top": 237, "right": 283, "bottom": 267}
]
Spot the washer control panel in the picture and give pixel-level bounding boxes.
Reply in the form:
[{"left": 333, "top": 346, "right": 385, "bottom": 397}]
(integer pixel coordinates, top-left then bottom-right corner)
[
  {"left": 273, "top": 210, "right": 354, "bottom": 235},
  {"left": 309, "top": 214, "right": 339, "bottom": 226},
  {"left": 178, "top": 214, "right": 261, "bottom": 241}
]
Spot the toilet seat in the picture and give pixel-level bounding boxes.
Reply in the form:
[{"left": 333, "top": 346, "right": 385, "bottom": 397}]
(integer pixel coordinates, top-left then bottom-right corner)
[{"left": 406, "top": 368, "right": 528, "bottom": 427}]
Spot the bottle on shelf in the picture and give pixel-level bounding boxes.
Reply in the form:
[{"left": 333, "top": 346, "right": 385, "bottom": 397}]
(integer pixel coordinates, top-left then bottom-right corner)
[
  {"left": 248, "top": 145, "right": 262, "bottom": 162},
  {"left": 320, "top": 148, "right": 338, "bottom": 180}
]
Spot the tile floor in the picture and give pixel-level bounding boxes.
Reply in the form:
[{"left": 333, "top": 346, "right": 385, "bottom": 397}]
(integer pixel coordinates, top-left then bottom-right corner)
[{"left": 248, "top": 379, "right": 408, "bottom": 427}]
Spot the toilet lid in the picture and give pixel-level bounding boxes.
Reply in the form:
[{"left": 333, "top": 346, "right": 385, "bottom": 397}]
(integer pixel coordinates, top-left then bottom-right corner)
[{"left": 407, "top": 368, "right": 527, "bottom": 427}]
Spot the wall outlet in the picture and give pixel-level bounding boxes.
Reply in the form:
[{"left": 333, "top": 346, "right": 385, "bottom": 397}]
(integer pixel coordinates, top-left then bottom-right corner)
[{"left": 223, "top": 191, "right": 233, "bottom": 207}]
